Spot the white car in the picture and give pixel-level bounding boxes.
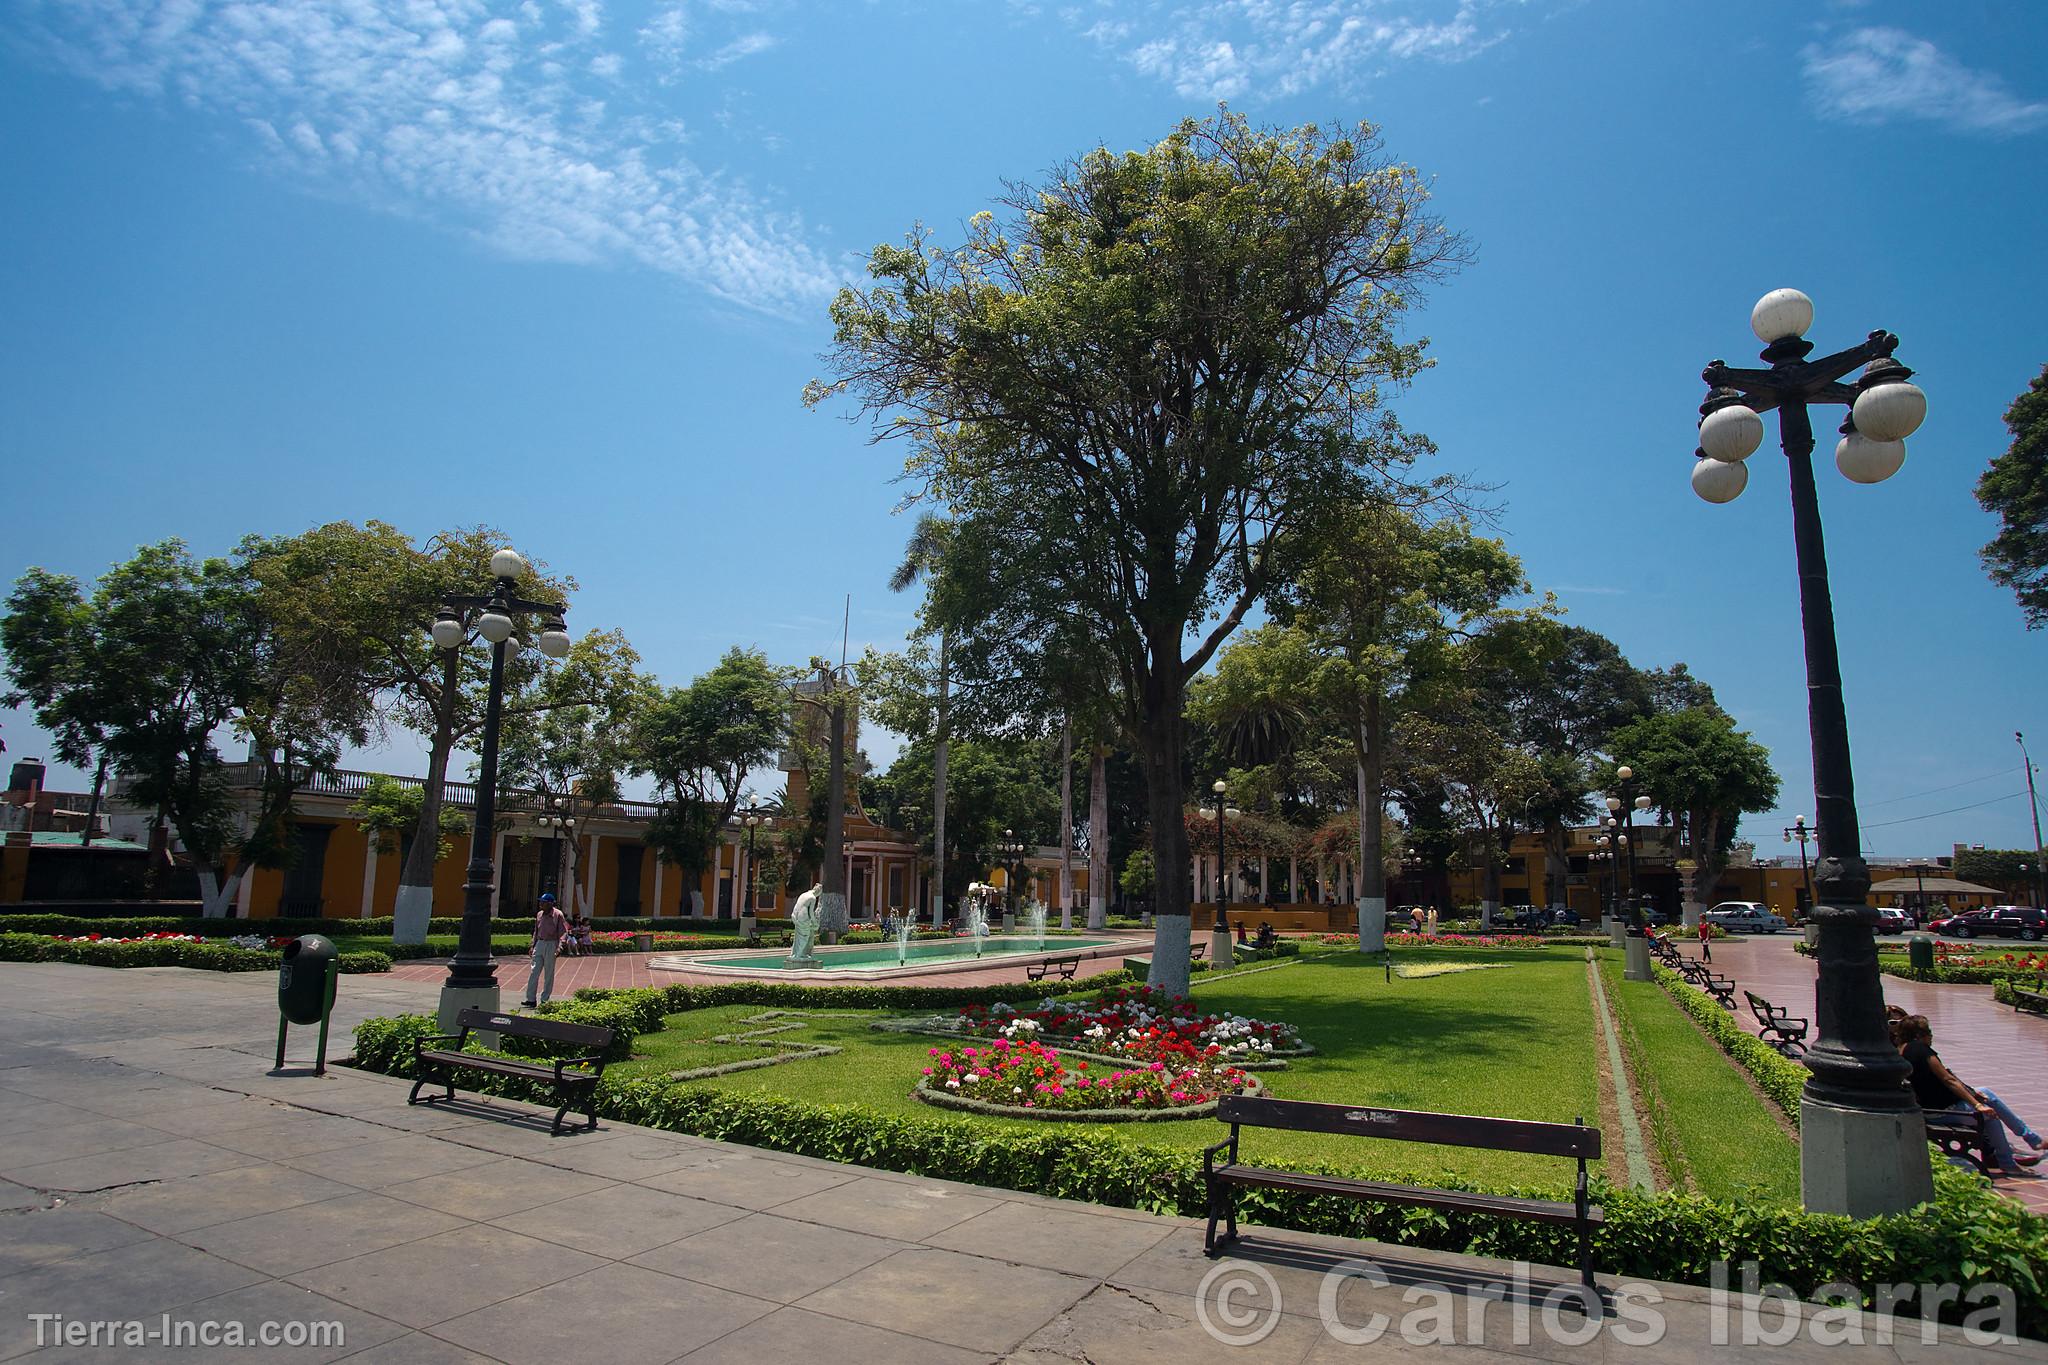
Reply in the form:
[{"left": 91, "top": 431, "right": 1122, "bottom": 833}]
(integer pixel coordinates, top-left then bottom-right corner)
[{"left": 1702, "top": 902, "right": 1788, "bottom": 934}]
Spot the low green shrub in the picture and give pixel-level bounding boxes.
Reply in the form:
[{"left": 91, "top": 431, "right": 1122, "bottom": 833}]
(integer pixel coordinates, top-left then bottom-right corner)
[
  {"left": 0, "top": 932, "right": 390, "bottom": 974},
  {"left": 1648, "top": 961, "right": 1805, "bottom": 1120},
  {"left": 346, "top": 1002, "right": 2046, "bottom": 1334}
]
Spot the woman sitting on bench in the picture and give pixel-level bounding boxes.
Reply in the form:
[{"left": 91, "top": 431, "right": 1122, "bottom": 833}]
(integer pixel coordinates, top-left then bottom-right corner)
[{"left": 1900, "top": 1015, "right": 2044, "bottom": 1176}]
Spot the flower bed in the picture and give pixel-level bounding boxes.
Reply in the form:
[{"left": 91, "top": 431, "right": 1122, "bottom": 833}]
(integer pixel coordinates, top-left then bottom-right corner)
[
  {"left": 957, "top": 984, "right": 1309, "bottom": 1065},
  {"left": 1800, "top": 939, "right": 2048, "bottom": 984},
  {"left": 915, "top": 1037, "right": 1256, "bottom": 1121}
]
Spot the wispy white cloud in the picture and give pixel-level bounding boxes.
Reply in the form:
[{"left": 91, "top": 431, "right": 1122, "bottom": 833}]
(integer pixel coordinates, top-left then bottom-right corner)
[
  {"left": 14, "top": 0, "right": 840, "bottom": 313},
  {"left": 698, "top": 30, "right": 776, "bottom": 72},
  {"left": 1802, "top": 27, "right": 2046, "bottom": 136},
  {"left": 1069, "top": 1, "right": 1514, "bottom": 101}
]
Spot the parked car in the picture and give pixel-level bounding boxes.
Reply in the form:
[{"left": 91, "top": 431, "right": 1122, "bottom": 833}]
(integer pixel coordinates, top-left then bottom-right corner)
[
  {"left": 1548, "top": 907, "right": 1582, "bottom": 928},
  {"left": 1925, "top": 906, "right": 2048, "bottom": 941},
  {"left": 1873, "top": 907, "right": 1913, "bottom": 934},
  {"left": 1701, "top": 902, "right": 1789, "bottom": 934}
]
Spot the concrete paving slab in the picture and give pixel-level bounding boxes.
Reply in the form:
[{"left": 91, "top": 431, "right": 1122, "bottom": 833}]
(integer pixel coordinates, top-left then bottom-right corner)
[
  {"left": 627, "top": 1210, "right": 909, "bottom": 1302},
  {"left": 631, "top": 1149, "right": 859, "bottom": 1209},
  {"left": 792, "top": 1246, "right": 1094, "bottom": 1353},
  {"left": 767, "top": 1173, "right": 1002, "bottom": 1241},
  {"left": 0, "top": 1236, "right": 270, "bottom": 1359},
  {"left": 7, "top": 1136, "right": 265, "bottom": 1192},
  {"left": 433, "top": 1262, "right": 773, "bottom": 1365},
  {"left": 275, "top": 1133, "right": 502, "bottom": 1191},
  {"left": 926, "top": 1198, "right": 1177, "bottom": 1278},
  {"left": 676, "top": 1305, "right": 993, "bottom": 1365},
  {"left": 177, "top": 1190, "right": 470, "bottom": 1276},
  {"left": 490, "top": 1182, "right": 746, "bottom": 1260},
  {"left": 285, "top": 1223, "right": 604, "bottom": 1329},
  {"left": 380, "top": 1156, "right": 614, "bottom": 1221},
  {"left": 86, "top": 1163, "right": 361, "bottom": 1237}
]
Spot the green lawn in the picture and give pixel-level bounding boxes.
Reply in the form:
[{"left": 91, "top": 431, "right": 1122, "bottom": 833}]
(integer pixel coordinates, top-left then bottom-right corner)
[
  {"left": 618, "top": 948, "right": 1626, "bottom": 1193},
  {"left": 1598, "top": 955, "right": 1800, "bottom": 1205}
]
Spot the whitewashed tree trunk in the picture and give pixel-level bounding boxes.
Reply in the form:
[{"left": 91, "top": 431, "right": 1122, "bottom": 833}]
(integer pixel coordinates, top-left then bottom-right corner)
[
  {"left": 1058, "top": 717, "right": 1074, "bottom": 931},
  {"left": 1087, "top": 745, "right": 1109, "bottom": 930},
  {"left": 931, "top": 631, "right": 950, "bottom": 930}
]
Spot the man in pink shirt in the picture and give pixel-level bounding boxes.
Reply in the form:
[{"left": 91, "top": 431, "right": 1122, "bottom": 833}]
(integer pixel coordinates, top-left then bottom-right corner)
[{"left": 524, "top": 892, "right": 569, "bottom": 1007}]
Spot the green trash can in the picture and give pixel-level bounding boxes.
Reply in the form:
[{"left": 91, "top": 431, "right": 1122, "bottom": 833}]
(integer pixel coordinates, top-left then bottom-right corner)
[
  {"left": 278, "top": 935, "right": 338, "bottom": 1024},
  {"left": 1907, "top": 934, "right": 1934, "bottom": 972}
]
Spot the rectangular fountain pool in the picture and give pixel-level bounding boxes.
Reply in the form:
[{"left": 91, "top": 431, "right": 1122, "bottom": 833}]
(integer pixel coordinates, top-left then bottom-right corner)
[{"left": 657, "top": 936, "right": 1121, "bottom": 977}]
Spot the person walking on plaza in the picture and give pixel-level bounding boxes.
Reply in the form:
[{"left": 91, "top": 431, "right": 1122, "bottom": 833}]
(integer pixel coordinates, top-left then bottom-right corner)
[
  {"left": 524, "top": 892, "right": 569, "bottom": 1008},
  {"left": 1696, "top": 916, "right": 1712, "bottom": 963}
]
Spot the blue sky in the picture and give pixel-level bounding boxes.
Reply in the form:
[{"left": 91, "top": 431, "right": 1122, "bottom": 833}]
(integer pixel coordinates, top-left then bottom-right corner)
[{"left": 2, "top": 1, "right": 2044, "bottom": 861}]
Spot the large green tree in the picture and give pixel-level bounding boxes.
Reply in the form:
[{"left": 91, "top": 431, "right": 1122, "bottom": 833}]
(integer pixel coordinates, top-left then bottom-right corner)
[
  {"left": 257, "top": 523, "right": 573, "bottom": 942},
  {"left": 497, "top": 628, "right": 655, "bottom": 917},
  {"left": 1, "top": 541, "right": 373, "bottom": 916},
  {"left": 810, "top": 111, "right": 1465, "bottom": 995},
  {"left": 1604, "top": 707, "right": 1780, "bottom": 909},
  {"left": 632, "top": 647, "right": 789, "bottom": 907},
  {"left": 1276, "top": 507, "right": 1526, "bottom": 946},
  {"left": 1976, "top": 364, "right": 2048, "bottom": 628}
]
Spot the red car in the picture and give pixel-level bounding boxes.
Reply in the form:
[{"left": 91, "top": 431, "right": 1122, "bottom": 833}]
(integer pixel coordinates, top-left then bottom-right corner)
[{"left": 1926, "top": 906, "right": 2047, "bottom": 941}]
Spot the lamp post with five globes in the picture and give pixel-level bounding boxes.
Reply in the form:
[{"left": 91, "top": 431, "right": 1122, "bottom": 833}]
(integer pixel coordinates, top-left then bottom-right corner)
[
  {"left": 1211, "top": 779, "right": 1238, "bottom": 966},
  {"left": 429, "top": 549, "right": 570, "bottom": 1025},
  {"left": 1689, "top": 288, "right": 1930, "bottom": 1216}
]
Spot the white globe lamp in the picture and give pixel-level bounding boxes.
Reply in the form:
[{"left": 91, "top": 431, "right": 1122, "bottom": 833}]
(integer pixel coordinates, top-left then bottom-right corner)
[
  {"left": 1699, "top": 405, "right": 1764, "bottom": 462},
  {"left": 1835, "top": 433, "right": 1906, "bottom": 484},
  {"left": 476, "top": 610, "right": 515, "bottom": 644},
  {"left": 1852, "top": 382, "right": 1926, "bottom": 443},
  {"left": 429, "top": 610, "right": 464, "bottom": 651},
  {"left": 1692, "top": 456, "right": 1747, "bottom": 503},
  {"left": 1750, "top": 289, "right": 1813, "bottom": 343},
  {"left": 490, "top": 548, "right": 528, "bottom": 581}
]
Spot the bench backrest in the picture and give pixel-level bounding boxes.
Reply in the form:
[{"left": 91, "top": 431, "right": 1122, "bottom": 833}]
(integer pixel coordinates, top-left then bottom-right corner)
[
  {"left": 1217, "top": 1096, "right": 1600, "bottom": 1160},
  {"left": 457, "top": 1007, "right": 614, "bottom": 1050},
  {"left": 1744, "top": 990, "right": 1774, "bottom": 1016}
]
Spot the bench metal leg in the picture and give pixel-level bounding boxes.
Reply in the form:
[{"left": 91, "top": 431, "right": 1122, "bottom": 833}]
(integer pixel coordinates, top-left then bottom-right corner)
[
  {"left": 1203, "top": 1179, "right": 1239, "bottom": 1257},
  {"left": 407, "top": 1070, "right": 439, "bottom": 1106}
]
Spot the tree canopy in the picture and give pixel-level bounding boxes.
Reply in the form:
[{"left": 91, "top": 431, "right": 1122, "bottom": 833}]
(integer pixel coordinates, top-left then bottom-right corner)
[
  {"left": 1976, "top": 363, "right": 2048, "bottom": 628},
  {"left": 811, "top": 109, "right": 1466, "bottom": 994}
]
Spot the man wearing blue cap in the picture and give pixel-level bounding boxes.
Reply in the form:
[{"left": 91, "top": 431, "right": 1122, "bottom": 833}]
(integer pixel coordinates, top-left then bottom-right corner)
[{"left": 525, "top": 892, "right": 569, "bottom": 1007}]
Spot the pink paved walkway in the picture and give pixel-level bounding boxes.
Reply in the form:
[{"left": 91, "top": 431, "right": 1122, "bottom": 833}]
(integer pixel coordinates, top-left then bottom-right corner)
[{"left": 1671, "top": 933, "right": 2048, "bottom": 1212}]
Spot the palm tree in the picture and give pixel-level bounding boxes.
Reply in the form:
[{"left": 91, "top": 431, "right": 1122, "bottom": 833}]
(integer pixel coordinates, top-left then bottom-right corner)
[{"left": 890, "top": 515, "right": 953, "bottom": 928}]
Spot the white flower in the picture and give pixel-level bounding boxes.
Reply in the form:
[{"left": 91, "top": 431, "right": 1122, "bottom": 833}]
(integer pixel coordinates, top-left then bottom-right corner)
[{"left": 945, "top": 1079, "right": 960, "bottom": 1089}]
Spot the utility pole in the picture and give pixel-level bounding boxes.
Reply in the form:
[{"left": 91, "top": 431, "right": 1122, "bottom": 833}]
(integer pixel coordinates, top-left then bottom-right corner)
[{"left": 2021, "top": 733, "right": 2047, "bottom": 910}]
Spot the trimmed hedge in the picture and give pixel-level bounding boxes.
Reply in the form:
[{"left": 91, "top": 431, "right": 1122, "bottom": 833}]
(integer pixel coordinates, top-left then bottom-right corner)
[
  {"left": 1648, "top": 961, "right": 1806, "bottom": 1119},
  {"left": 348, "top": 997, "right": 2048, "bottom": 1334},
  {"left": 0, "top": 932, "right": 391, "bottom": 974}
]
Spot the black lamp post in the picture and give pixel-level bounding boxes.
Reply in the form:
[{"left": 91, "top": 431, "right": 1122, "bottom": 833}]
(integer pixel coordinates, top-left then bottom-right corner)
[
  {"left": 1604, "top": 766, "right": 1653, "bottom": 933},
  {"left": 1690, "top": 287, "right": 1930, "bottom": 1215},
  {"left": 740, "top": 804, "right": 770, "bottom": 920},
  {"left": 998, "top": 829, "right": 1026, "bottom": 924},
  {"left": 1210, "top": 779, "right": 1237, "bottom": 964},
  {"left": 429, "top": 549, "right": 569, "bottom": 1021},
  {"left": 2020, "top": 733, "right": 2046, "bottom": 911},
  {"left": 1784, "top": 815, "right": 1815, "bottom": 917}
]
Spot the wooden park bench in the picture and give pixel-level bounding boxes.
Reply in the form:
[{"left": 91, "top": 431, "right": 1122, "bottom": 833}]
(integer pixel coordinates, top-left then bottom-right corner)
[
  {"left": 1025, "top": 956, "right": 1081, "bottom": 983},
  {"left": 1677, "top": 959, "right": 1737, "bottom": 1010},
  {"left": 2008, "top": 975, "right": 2048, "bottom": 1016},
  {"left": 408, "top": 1008, "right": 614, "bottom": 1135},
  {"left": 1203, "top": 1096, "right": 1604, "bottom": 1291},
  {"left": 1922, "top": 1108, "right": 1995, "bottom": 1175},
  {"left": 1743, "top": 991, "right": 1810, "bottom": 1058}
]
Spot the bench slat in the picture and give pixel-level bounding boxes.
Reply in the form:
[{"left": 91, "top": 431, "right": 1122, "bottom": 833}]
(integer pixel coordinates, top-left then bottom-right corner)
[
  {"left": 1213, "top": 1163, "right": 1602, "bottom": 1225},
  {"left": 1217, "top": 1096, "right": 1601, "bottom": 1159},
  {"left": 418, "top": 1050, "right": 597, "bottom": 1082},
  {"left": 456, "top": 1007, "right": 614, "bottom": 1049}
]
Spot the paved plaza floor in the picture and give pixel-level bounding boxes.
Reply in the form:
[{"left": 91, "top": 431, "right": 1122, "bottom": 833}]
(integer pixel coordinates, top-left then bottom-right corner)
[{"left": 0, "top": 961, "right": 2040, "bottom": 1361}]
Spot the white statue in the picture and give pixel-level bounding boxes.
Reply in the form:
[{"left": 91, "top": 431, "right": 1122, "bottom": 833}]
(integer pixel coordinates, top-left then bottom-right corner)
[{"left": 788, "top": 883, "right": 823, "bottom": 964}]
